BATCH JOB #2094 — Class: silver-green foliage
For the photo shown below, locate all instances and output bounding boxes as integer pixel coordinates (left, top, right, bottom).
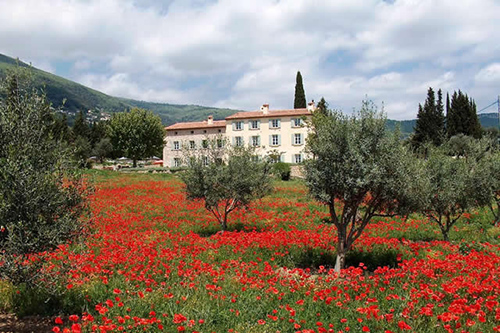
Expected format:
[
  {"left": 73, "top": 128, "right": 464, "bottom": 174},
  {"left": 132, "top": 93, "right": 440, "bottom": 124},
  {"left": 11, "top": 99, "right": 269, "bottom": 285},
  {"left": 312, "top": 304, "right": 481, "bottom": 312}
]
[
  {"left": 108, "top": 108, "right": 165, "bottom": 167},
  {"left": 304, "top": 101, "right": 424, "bottom": 270},
  {"left": 422, "top": 147, "right": 484, "bottom": 240},
  {"left": 0, "top": 71, "right": 89, "bottom": 286},
  {"left": 180, "top": 140, "right": 272, "bottom": 231}
]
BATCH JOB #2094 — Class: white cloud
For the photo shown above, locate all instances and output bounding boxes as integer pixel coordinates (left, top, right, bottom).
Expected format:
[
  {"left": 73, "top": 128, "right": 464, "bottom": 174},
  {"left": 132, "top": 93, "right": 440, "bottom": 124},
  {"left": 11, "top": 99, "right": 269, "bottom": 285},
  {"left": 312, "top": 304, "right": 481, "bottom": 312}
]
[
  {"left": 475, "top": 63, "right": 500, "bottom": 84},
  {"left": 0, "top": 0, "right": 499, "bottom": 119}
]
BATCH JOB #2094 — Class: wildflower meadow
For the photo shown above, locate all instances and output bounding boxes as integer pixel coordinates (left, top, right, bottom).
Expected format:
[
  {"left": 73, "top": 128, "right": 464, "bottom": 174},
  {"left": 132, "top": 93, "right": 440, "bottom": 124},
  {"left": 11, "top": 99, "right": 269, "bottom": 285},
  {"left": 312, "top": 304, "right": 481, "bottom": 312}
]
[{"left": 3, "top": 171, "right": 500, "bottom": 333}]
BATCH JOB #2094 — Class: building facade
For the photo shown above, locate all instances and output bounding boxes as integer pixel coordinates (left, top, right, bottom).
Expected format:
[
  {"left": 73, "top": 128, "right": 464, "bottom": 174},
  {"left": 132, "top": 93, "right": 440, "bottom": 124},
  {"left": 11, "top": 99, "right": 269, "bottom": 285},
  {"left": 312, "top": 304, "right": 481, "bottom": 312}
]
[{"left": 163, "top": 103, "right": 315, "bottom": 167}]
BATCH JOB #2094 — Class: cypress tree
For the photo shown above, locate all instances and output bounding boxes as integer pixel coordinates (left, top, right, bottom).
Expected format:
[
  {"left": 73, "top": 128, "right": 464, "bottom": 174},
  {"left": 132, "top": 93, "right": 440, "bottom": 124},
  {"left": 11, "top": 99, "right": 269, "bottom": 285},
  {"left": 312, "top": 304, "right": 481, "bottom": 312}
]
[
  {"left": 412, "top": 87, "right": 445, "bottom": 148},
  {"left": 294, "top": 71, "right": 307, "bottom": 109},
  {"left": 447, "top": 90, "right": 481, "bottom": 138}
]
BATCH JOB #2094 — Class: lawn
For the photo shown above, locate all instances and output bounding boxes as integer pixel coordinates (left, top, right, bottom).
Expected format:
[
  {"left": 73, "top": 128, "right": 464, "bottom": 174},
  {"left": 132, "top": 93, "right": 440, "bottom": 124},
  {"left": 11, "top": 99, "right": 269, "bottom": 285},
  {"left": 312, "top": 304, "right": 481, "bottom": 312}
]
[{"left": 5, "top": 171, "right": 500, "bottom": 333}]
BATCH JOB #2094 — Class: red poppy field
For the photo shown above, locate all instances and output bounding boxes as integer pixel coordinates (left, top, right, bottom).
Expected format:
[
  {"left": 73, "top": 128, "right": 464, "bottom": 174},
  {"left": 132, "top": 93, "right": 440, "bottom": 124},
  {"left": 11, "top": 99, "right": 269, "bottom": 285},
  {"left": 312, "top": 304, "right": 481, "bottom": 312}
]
[{"left": 13, "top": 171, "right": 500, "bottom": 333}]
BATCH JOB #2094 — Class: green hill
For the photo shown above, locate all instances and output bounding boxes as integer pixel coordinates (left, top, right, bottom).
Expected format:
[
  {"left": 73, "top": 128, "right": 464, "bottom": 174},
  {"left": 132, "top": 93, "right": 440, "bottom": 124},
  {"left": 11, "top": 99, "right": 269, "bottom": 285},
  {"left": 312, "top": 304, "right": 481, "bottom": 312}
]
[{"left": 0, "top": 53, "right": 237, "bottom": 125}]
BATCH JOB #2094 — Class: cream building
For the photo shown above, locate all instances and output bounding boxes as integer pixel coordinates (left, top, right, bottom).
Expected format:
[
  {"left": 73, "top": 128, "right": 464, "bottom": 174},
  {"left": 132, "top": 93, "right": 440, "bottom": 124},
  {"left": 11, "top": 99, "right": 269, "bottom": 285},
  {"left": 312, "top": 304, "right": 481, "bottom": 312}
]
[{"left": 163, "top": 103, "right": 315, "bottom": 167}]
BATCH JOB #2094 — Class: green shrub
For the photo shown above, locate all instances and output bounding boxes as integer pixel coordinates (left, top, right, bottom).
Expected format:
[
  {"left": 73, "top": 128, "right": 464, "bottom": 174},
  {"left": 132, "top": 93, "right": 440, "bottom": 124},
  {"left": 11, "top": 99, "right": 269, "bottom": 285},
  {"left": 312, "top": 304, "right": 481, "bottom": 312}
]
[
  {"left": 272, "top": 162, "right": 291, "bottom": 181},
  {"left": 0, "top": 70, "right": 90, "bottom": 294}
]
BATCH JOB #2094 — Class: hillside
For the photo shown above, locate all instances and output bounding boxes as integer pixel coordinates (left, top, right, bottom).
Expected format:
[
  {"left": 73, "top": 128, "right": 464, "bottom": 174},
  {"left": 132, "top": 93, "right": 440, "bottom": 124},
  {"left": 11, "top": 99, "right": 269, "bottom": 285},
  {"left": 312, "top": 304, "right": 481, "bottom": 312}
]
[{"left": 0, "top": 53, "right": 237, "bottom": 125}]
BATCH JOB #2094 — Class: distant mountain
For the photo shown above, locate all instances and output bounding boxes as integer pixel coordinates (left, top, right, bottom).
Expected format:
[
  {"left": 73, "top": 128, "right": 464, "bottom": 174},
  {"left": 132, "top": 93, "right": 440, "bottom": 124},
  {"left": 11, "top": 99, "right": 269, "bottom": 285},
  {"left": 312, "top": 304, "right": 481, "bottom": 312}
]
[
  {"left": 0, "top": 53, "right": 237, "bottom": 125},
  {"left": 1, "top": 53, "right": 498, "bottom": 131}
]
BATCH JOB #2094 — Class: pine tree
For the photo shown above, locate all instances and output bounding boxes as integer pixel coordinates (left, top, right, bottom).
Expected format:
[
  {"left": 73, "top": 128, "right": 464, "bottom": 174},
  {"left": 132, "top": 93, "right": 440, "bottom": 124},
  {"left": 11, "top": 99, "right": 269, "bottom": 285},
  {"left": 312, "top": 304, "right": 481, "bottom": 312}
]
[
  {"left": 411, "top": 87, "right": 445, "bottom": 148},
  {"left": 316, "top": 97, "right": 329, "bottom": 116},
  {"left": 73, "top": 110, "right": 90, "bottom": 140},
  {"left": 294, "top": 71, "right": 306, "bottom": 109},
  {"left": 447, "top": 90, "right": 482, "bottom": 138}
]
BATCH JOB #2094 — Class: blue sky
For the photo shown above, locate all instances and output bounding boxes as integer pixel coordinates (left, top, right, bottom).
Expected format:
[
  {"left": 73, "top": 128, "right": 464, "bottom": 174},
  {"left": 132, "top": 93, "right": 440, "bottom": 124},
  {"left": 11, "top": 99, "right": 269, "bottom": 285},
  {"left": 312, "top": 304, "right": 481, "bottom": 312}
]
[{"left": 0, "top": 0, "right": 499, "bottom": 119}]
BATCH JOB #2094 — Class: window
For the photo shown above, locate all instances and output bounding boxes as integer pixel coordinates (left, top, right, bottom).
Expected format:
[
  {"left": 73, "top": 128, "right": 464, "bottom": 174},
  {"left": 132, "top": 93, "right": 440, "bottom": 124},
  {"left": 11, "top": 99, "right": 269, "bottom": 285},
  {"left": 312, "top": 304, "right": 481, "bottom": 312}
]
[
  {"left": 294, "top": 154, "right": 302, "bottom": 164},
  {"left": 189, "top": 140, "right": 196, "bottom": 149},
  {"left": 270, "top": 119, "right": 280, "bottom": 129},
  {"left": 203, "top": 130, "right": 207, "bottom": 133},
  {"left": 292, "top": 118, "right": 302, "bottom": 127},
  {"left": 293, "top": 133, "right": 303, "bottom": 145},
  {"left": 217, "top": 139, "right": 223, "bottom": 148},
  {"left": 271, "top": 134, "right": 280, "bottom": 146},
  {"left": 202, "top": 140, "right": 208, "bottom": 148},
  {"left": 235, "top": 136, "right": 243, "bottom": 147},
  {"left": 191, "top": 130, "right": 194, "bottom": 134},
  {"left": 173, "top": 158, "right": 181, "bottom": 167},
  {"left": 218, "top": 129, "right": 222, "bottom": 133},
  {"left": 174, "top": 131, "right": 178, "bottom": 135},
  {"left": 173, "top": 141, "right": 180, "bottom": 150},
  {"left": 251, "top": 136, "right": 260, "bottom": 147},
  {"left": 251, "top": 155, "right": 260, "bottom": 162},
  {"left": 250, "top": 120, "right": 260, "bottom": 129},
  {"left": 234, "top": 121, "right": 243, "bottom": 131},
  {"left": 203, "top": 156, "right": 209, "bottom": 166}
]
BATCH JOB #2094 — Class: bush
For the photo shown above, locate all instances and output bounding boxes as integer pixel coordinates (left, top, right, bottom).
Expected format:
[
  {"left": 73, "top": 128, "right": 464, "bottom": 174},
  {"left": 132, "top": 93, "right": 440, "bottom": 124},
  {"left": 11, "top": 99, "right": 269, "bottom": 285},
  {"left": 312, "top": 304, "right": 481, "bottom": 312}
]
[
  {"left": 272, "top": 162, "right": 291, "bottom": 181},
  {"left": 0, "top": 71, "right": 90, "bottom": 291}
]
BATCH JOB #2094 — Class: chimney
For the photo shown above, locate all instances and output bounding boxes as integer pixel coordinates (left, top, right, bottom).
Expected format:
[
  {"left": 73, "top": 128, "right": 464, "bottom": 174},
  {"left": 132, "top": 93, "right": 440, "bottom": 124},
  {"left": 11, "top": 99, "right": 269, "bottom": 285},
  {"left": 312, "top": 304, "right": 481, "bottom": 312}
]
[
  {"left": 307, "top": 100, "right": 316, "bottom": 111},
  {"left": 207, "top": 115, "right": 213, "bottom": 125},
  {"left": 260, "top": 103, "right": 269, "bottom": 114}
]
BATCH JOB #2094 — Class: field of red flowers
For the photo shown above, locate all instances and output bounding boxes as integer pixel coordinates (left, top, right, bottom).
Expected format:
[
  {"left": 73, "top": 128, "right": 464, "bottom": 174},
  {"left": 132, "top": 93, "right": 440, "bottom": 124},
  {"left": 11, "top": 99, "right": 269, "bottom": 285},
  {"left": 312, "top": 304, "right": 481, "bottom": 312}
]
[{"left": 19, "top": 172, "right": 500, "bottom": 332}]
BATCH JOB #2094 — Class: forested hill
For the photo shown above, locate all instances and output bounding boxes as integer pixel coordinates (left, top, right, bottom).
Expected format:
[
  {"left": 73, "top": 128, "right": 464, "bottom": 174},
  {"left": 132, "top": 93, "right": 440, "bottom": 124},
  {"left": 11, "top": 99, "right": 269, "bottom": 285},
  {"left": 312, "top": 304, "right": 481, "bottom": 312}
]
[
  {"left": 0, "top": 53, "right": 237, "bottom": 125},
  {"left": 0, "top": 53, "right": 497, "bottom": 130}
]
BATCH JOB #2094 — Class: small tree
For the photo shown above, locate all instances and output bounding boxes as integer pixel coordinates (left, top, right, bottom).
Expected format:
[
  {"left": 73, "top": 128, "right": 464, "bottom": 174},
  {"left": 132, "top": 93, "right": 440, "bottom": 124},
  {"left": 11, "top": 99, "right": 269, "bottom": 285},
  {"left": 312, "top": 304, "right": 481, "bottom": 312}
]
[
  {"left": 108, "top": 108, "right": 165, "bottom": 167},
  {"left": 180, "top": 140, "right": 272, "bottom": 231},
  {"left": 421, "top": 147, "right": 484, "bottom": 241},
  {"left": 305, "top": 101, "right": 424, "bottom": 271},
  {"left": 93, "top": 138, "right": 113, "bottom": 164},
  {"left": 0, "top": 70, "right": 89, "bottom": 286},
  {"left": 294, "top": 71, "right": 307, "bottom": 109}
]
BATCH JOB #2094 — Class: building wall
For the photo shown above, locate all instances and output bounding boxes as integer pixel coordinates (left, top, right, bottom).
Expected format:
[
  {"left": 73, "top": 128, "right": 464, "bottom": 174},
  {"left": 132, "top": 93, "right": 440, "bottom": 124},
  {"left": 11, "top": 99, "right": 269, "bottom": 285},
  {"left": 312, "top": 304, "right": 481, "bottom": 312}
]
[
  {"left": 225, "top": 116, "right": 311, "bottom": 163},
  {"left": 163, "top": 127, "right": 226, "bottom": 167}
]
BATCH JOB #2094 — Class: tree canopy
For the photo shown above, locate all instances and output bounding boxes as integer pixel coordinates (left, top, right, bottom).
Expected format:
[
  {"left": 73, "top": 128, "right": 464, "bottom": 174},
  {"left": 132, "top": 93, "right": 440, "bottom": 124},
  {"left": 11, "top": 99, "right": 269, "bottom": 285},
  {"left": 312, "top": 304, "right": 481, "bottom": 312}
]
[
  {"left": 181, "top": 140, "right": 272, "bottom": 231},
  {"left": 108, "top": 108, "right": 165, "bottom": 167},
  {"left": 305, "top": 101, "right": 425, "bottom": 271}
]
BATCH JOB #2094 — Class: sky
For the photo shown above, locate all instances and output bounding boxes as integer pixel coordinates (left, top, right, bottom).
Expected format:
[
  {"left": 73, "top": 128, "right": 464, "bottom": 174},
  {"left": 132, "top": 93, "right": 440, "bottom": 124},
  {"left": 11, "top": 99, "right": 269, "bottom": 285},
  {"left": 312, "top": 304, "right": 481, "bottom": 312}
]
[{"left": 0, "top": 0, "right": 499, "bottom": 120}]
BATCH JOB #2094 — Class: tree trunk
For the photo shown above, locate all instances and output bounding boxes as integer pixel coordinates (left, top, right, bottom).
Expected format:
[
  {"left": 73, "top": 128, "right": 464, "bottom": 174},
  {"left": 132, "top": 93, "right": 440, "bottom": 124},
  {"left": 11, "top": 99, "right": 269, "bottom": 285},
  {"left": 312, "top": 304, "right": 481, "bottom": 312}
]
[
  {"left": 133, "top": 159, "right": 137, "bottom": 168},
  {"left": 334, "top": 224, "right": 347, "bottom": 273}
]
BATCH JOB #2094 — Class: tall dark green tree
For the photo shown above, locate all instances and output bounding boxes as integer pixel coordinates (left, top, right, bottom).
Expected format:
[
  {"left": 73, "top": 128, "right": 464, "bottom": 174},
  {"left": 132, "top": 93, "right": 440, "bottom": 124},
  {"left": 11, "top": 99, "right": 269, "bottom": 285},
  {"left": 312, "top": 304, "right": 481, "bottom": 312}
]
[
  {"left": 316, "top": 97, "right": 329, "bottom": 116},
  {"left": 447, "top": 90, "right": 481, "bottom": 138},
  {"left": 411, "top": 87, "right": 446, "bottom": 148},
  {"left": 294, "top": 71, "right": 307, "bottom": 109},
  {"left": 73, "top": 110, "right": 90, "bottom": 140}
]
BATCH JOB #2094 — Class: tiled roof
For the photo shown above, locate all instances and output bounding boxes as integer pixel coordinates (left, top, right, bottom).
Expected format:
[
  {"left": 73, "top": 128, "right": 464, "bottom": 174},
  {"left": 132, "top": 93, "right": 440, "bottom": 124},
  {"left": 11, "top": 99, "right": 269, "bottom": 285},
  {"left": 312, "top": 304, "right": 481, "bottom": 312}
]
[
  {"left": 166, "top": 120, "right": 226, "bottom": 131},
  {"left": 225, "top": 108, "right": 312, "bottom": 120}
]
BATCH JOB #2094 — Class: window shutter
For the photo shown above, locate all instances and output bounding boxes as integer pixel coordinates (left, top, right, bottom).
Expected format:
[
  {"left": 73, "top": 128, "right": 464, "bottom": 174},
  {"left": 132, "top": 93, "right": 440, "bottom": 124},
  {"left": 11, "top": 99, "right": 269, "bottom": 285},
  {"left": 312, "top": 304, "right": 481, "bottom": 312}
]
[
  {"left": 291, "top": 134, "right": 295, "bottom": 145},
  {"left": 278, "top": 134, "right": 281, "bottom": 146},
  {"left": 257, "top": 120, "right": 260, "bottom": 129},
  {"left": 269, "top": 119, "right": 272, "bottom": 128},
  {"left": 232, "top": 137, "right": 235, "bottom": 146},
  {"left": 269, "top": 135, "right": 272, "bottom": 146},
  {"left": 280, "top": 154, "right": 285, "bottom": 162},
  {"left": 257, "top": 136, "right": 261, "bottom": 146},
  {"left": 291, "top": 118, "right": 295, "bottom": 128},
  {"left": 277, "top": 119, "right": 281, "bottom": 128},
  {"left": 300, "top": 133, "right": 304, "bottom": 144}
]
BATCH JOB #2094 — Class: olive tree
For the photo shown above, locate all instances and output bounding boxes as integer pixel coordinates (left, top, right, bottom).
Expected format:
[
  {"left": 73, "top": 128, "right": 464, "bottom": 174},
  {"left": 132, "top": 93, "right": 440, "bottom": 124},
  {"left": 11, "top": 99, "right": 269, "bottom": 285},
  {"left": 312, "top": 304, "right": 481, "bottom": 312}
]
[
  {"left": 180, "top": 139, "right": 272, "bottom": 231},
  {"left": 421, "top": 148, "right": 485, "bottom": 240},
  {"left": 304, "top": 101, "right": 425, "bottom": 271},
  {"left": 108, "top": 108, "right": 165, "bottom": 167},
  {"left": 0, "top": 70, "right": 89, "bottom": 286}
]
